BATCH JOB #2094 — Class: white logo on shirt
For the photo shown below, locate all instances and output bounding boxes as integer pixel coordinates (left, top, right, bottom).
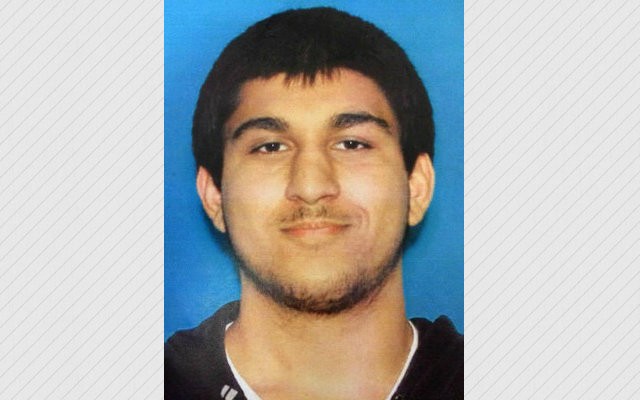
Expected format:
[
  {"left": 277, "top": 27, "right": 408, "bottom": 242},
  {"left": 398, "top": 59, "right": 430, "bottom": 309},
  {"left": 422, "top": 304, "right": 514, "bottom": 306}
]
[{"left": 221, "top": 384, "right": 238, "bottom": 400}]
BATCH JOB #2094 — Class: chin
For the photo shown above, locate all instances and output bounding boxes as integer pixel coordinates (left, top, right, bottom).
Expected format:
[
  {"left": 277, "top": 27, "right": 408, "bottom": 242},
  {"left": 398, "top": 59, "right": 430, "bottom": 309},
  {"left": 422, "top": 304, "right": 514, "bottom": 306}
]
[{"left": 236, "top": 252, "right": 401, "bottom": 315}]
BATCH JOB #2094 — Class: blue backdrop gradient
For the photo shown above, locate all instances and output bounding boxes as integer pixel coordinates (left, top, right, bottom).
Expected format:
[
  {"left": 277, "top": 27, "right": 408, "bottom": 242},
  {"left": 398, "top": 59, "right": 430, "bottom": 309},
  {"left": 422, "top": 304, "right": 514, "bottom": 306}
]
[{"left": 165, "top": 0, "right": 463, "bottom": 340}]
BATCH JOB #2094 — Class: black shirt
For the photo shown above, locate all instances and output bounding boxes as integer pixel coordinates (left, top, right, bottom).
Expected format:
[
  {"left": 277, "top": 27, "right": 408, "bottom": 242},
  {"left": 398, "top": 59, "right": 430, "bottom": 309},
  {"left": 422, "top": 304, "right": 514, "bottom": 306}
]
[{"left": 165, "top": 302, "right": 463, "bottom": 399}]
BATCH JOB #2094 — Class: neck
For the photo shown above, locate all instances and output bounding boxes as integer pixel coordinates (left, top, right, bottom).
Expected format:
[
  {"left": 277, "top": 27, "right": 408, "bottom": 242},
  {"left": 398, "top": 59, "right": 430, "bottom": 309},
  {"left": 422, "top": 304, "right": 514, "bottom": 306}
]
[{"left": 225, "top": 266, "right": 413, "bottom": 400}]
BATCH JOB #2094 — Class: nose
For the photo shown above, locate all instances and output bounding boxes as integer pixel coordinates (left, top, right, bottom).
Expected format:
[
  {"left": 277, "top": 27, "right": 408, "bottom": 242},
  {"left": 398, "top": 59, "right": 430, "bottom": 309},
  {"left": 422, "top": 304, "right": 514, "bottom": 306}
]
[{"left": 285, "top": 147, "right": 340, "bottom": 204}]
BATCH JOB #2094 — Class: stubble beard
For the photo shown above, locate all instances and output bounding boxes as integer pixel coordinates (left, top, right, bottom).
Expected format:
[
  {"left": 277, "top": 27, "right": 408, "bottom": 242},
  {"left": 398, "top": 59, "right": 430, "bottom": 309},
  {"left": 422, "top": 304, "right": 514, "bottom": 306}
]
[
  {"left": 224, "top": 203, "right": 406, "bottom": 315},
  {"left": 231, "top": 245, "right": 402, "bottom": 315}
]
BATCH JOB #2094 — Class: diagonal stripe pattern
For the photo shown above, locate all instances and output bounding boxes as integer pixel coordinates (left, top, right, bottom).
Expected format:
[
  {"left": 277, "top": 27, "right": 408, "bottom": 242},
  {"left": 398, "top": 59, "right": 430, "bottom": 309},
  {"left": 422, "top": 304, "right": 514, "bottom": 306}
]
[
  {"left": 2, "top": 1, "right": 639, "bottom": 399},
  {"left": 465, "top": 1, "right": 640, "bottom": 399},
  {"left": 0, "top": 1, "right": 163, "bottom": 398}
]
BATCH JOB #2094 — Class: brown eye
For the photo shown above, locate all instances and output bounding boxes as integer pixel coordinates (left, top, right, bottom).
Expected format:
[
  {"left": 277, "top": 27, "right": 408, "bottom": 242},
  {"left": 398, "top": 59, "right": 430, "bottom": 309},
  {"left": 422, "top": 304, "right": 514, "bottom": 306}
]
[
  {"left": 252, "top": 142, "right": 288, "bottom": 153},
  {"left": 335, "top": 140, "right": 371, "bottom": 150}
]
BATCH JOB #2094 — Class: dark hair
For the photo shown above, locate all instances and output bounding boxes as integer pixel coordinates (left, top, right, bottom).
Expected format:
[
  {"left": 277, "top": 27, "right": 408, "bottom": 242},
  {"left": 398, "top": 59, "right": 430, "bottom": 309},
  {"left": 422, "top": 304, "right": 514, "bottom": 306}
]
[{"left": 193, "top": 7, "right": 434, "bottom": 186}]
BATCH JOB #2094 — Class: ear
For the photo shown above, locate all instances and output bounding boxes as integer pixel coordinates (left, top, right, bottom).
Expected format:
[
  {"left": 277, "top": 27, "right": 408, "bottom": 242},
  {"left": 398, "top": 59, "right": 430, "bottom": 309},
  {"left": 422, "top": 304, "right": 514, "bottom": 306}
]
[
  {"left": 196, "top": 166, "right": 226, "bottom": 233},
  {"left": 407, "top": 153, "right": 435, "bottom": 226}
]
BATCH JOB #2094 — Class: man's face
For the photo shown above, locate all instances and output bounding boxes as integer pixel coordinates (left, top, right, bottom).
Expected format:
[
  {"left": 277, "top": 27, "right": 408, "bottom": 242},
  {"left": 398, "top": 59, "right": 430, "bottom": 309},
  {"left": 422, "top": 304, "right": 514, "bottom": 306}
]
[{"left": 199, "top": 69, "right": 432, "bottom": 314}]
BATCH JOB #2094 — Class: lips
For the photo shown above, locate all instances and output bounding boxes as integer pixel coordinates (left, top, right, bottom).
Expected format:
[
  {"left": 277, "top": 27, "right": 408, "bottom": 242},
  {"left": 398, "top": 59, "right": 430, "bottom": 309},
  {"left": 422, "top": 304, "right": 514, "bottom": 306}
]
[{"left": 280, "top": 220, "right": 350, "bottom": 237}]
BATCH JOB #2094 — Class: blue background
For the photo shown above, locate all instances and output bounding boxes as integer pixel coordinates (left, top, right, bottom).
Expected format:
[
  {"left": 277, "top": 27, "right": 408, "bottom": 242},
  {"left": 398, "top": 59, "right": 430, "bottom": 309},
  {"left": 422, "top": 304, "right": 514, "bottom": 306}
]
[{"left": 165, "top": 0, "right": 463, "bottom": 340}]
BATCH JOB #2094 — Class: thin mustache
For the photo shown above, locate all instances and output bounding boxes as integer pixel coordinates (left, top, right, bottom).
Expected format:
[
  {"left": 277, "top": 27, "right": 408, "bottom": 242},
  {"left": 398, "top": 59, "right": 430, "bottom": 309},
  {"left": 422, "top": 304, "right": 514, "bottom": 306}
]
[{"left": 277, "top": 206, "right": 350, "bottom": 224}]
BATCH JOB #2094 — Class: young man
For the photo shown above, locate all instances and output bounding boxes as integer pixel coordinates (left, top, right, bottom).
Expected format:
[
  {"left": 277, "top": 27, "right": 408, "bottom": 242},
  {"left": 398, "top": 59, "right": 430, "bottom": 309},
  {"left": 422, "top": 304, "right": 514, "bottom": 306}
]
[{"left": 165, "top": 7, "right": 462, "bottom": 400}]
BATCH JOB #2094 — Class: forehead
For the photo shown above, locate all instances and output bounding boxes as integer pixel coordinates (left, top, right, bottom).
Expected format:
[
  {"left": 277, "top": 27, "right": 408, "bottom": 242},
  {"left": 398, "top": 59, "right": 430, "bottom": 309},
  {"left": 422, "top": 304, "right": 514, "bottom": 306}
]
[{"left": 225, "top": 69, "right": 398, "bottom": 135}]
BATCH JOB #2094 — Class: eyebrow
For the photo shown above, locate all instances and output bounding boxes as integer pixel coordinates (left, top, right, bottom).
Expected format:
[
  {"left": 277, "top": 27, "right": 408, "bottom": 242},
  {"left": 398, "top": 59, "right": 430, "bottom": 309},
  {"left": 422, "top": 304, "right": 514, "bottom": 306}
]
[
  {"left": 230, "top": 111, "right": 392, "bottom": 140},
  {"left": 332, "top": 112, "right": 392, "bottom": 133},
  {"left": 231, "top": 117, "right": 289, "bottom": 140}
]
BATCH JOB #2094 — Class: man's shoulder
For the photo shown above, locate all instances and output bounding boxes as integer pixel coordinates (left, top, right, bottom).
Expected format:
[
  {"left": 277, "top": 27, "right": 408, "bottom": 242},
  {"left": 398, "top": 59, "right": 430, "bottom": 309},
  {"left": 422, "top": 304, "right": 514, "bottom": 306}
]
[
  {"left": 165, "top": 302, "right": 240, "bottom": 399},
  {"left": 396, "top": 315, "right": 463, "bottom": 399},
  {"left": 412, "top": 315, "right": 463, "bottom": 354},
  {"left": 165, "top": 301, "right": 238, "bottom": 356}
]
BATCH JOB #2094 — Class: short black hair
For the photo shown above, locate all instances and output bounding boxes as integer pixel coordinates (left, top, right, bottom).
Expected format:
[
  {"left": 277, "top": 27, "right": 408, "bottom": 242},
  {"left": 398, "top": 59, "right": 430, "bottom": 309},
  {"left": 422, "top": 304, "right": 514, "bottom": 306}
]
[{"left": 193, "top": 7, "right": 434, "bottom": 187}]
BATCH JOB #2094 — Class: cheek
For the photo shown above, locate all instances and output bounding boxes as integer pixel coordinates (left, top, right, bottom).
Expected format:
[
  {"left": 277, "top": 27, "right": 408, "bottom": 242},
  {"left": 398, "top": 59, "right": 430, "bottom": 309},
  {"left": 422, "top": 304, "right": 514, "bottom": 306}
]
[
  {"left": 340, "top": 165, "right": 410, "bottom": 224},
  {"left": 220, "top": 165, "right": 284, "bottom": 230}
]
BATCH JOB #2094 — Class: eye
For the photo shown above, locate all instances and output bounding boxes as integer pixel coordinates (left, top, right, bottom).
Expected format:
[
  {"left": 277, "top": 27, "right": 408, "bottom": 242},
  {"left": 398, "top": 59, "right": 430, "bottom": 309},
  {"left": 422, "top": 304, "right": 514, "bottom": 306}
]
[
  {"left": 334, "top": 140, "right": 372, "bottom": 150},
  {"left": 251, "top": 142, "right": 289, "bottom": 153}
]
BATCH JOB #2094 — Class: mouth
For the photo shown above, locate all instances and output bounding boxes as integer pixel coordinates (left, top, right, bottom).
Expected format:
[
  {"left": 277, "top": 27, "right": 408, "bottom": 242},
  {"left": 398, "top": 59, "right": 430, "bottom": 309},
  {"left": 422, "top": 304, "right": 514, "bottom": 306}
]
[{"left": 280, "top": 220, "right": 350, "bottom": 237}]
